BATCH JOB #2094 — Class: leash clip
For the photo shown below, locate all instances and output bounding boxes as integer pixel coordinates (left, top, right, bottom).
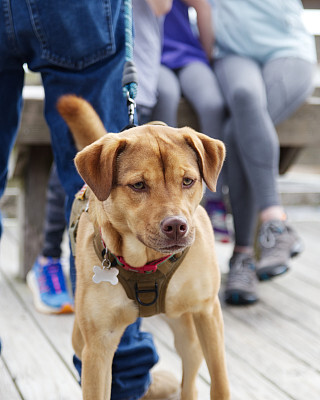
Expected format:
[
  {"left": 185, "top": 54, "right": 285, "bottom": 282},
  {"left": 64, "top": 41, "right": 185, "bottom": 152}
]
[{"left": 126, "top": 92, "right": 136, "bottom": 126}]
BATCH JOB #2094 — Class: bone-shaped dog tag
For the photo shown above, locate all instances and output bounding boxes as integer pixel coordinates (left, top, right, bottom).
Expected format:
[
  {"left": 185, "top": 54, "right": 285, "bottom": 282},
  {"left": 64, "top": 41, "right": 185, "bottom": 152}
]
[{"left": 92, "top": 265, "right": 119, "bottom": 285}]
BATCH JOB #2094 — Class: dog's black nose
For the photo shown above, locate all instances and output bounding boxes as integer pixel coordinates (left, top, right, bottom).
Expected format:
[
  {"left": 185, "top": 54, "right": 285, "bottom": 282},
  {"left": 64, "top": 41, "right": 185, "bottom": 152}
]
[{"left": 161, "top": 216, "right": 188, "bottom": 240}]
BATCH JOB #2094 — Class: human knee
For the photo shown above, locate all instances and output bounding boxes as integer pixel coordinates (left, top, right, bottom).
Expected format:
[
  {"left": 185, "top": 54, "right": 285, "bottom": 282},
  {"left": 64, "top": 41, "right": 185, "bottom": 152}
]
[{"left": 232, "top": 85, "right": 263, "bottom": 110}]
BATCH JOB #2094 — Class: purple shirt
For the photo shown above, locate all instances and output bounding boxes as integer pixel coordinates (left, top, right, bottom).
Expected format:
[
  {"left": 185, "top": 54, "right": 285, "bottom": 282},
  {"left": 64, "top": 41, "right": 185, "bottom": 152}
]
[{"left": 162, "top": 0, "right": 209, "bottom": 70}]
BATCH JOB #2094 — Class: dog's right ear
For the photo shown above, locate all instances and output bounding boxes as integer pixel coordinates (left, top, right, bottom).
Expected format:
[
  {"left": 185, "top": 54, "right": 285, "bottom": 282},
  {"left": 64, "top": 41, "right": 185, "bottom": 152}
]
[{"left": 75, "top": 135, "right": 127, "bottom": 201}]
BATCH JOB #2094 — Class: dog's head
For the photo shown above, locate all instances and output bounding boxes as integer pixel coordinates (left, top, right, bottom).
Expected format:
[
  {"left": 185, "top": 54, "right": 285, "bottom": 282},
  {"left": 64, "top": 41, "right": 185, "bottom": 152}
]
[{"left": 58, "top": 95, "right": 225, "bottom": 262}]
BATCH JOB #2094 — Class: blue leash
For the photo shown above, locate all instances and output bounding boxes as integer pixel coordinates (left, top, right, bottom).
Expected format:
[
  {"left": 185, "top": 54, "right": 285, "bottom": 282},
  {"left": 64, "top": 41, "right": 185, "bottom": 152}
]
[{"left": 122, "top": 0, "right": 138, "bottom": 126}]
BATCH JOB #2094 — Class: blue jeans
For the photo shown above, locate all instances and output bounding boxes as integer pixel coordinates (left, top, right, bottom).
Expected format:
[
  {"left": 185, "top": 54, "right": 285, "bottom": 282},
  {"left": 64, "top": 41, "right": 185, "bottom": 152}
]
[{"left": 0, "top": 1, "right": 158, "bottom": 398}]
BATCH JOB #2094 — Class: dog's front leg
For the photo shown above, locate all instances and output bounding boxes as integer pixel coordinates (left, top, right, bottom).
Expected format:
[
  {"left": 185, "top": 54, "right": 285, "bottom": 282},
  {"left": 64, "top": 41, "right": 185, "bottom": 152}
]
[
  {"left": 166, "top": 314, "right": 202, "bottom": 399},
  {"left": 81, "top": 328, "right": 125, "bottom": 400},
  {"left": 193, "top": 299, "right": 230, "bottom": 400}
]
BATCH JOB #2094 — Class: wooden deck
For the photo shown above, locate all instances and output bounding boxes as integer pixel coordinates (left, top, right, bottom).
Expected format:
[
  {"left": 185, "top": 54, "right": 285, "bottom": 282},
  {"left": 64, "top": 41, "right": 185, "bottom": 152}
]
[{"left": 1, "top": 203, "right": 320, "bottom": 399}]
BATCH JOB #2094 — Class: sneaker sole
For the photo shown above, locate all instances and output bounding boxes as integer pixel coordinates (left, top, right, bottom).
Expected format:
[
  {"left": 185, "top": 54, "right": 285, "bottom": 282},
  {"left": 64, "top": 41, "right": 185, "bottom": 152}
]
[
  {"left": 256, "top": 241, "right": 304, "bottom": 281},
  {"left": 225, "top": 291, "right": 259, "bottom": 306},
  {"left": 27, "top": 270, "right": 74, "bottom": 314}
]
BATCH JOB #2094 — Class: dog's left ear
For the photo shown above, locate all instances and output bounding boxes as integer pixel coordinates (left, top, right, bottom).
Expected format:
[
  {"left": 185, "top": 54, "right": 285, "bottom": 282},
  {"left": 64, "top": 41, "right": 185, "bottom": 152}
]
[
  {"left": 183, "top": 129, "right": 226, "bottom": 192},
  {"left": 75, "top": 135, "right": 126, "bottom": 201}
]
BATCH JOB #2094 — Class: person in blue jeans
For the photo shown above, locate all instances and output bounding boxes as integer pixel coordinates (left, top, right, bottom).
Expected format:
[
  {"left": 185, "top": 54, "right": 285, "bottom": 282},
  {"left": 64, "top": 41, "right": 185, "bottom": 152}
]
[{"left": 0, "top": 1, "right": 179, "bottom": 399}]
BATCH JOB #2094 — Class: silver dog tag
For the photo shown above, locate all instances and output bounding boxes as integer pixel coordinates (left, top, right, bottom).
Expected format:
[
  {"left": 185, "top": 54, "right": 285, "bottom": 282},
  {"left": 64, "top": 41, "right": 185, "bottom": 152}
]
[{"left": 92, "top": 265, "right": 119, "bottom": 285}]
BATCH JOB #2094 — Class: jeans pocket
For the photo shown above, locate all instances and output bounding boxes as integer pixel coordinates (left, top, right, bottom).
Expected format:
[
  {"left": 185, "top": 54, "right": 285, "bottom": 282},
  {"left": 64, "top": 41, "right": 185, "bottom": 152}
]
[{"left": 28, "top": 0, "right": 116, "bottom": 70}]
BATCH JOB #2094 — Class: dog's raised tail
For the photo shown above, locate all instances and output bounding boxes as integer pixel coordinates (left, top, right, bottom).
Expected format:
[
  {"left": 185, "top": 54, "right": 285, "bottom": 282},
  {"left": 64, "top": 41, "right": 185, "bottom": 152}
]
[{"left": 57, "top": 95, "right": 107, "bottom": 150}]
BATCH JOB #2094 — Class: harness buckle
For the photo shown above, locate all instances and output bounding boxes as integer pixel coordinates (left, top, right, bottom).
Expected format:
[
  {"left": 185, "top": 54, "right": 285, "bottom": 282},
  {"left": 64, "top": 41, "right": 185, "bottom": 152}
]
[{"left": 135, "top": 282, "right": 158, "bottom": 307}]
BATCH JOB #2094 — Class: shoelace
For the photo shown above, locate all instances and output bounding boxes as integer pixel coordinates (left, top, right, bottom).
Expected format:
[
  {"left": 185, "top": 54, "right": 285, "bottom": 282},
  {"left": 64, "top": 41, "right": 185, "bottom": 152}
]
[
  {"left": 259, "top": 221, "right": 286, "bottom": 249},
  {"left": 228, "top": 256, "right": 255, "bottom": 285}
]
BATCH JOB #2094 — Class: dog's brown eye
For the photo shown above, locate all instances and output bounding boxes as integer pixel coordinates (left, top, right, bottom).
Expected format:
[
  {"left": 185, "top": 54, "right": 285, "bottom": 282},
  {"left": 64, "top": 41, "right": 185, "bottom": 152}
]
[
  {"left": 183, "top": 178, "right": 194, "bottom": 187},
  {"left": 130, "top": 182, "right": 146, "bottom": 191}
]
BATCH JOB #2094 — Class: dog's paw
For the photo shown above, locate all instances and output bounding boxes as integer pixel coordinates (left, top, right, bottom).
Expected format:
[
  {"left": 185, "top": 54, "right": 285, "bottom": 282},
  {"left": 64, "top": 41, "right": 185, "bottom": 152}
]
[{"left": 92, "top": 265, "right": 119, "bottom": 285}]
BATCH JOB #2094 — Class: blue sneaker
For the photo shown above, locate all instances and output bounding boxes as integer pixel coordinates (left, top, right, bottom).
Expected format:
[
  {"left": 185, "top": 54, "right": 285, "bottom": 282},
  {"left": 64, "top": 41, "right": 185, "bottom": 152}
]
[{"left": 27, "top": 256, "right": 74, "bottom": 314}]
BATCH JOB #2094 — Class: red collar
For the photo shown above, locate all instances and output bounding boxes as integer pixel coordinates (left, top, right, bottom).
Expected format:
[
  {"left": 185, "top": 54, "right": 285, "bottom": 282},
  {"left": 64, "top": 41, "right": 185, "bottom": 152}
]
[{"left": 114, "top": 254, "right": 173, "bottom": 274}]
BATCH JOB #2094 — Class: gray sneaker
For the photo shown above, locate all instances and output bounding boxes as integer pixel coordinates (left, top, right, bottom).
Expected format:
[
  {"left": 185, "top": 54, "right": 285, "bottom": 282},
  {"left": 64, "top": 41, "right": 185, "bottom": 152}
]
[
  {"left": 224, "top": 253, "right": 259, "bottom": 305},
  {"left": 256, "top": 220, "right": 303, "bottom": 281}
]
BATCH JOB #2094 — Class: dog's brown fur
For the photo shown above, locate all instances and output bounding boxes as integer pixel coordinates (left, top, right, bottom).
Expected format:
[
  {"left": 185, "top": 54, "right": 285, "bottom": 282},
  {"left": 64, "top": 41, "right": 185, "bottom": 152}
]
[{"left": 58, "top": 95, "right": 230, "bottom": 400}]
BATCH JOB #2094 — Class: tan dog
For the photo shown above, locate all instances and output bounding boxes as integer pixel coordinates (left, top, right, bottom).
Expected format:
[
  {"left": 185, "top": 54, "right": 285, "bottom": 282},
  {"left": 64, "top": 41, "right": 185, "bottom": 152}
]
[{"left": 57, "top": 95, "right": 230, "bottom": 400}]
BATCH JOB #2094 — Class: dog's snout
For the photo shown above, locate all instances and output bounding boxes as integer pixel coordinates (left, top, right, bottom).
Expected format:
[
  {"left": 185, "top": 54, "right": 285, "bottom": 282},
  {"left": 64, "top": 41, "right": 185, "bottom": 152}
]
[{"left": 161, "top": 216, "right": 188, "bottom": 240}]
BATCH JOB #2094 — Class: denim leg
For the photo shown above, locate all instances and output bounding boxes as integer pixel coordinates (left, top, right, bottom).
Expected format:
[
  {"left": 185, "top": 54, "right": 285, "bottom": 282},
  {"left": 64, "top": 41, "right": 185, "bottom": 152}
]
[{"left": 0, "top": 68, "right": 24, "bottom": 238}]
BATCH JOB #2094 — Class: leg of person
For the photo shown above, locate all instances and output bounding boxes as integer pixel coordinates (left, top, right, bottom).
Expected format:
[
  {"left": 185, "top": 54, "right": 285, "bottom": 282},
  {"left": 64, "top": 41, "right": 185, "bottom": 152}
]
[
  {"left": 177, "top": 61, "right": 231, "bottom": 242},
  {"left": 265, "top": 57, "right": 316, "bottom": 126},
  {"left": 0, "top": 69, "right": 24, "bottom": 238},
  {"left": 214, "top": 55, "right": 281, "bottom": 213},
  {"left": 214, "top": 55, "right": 280, "bottom": 303},
  {"left": 223, "top": 120, "right": 259, "bottom": 305},
  {"left": 136, "top": 104, "right": 154, "bottom": 125},
  {"left": 214, "top": 55, "right": 307, "bottom": 283},
  {"left": 19, "top": 1, "right": 166, "bottom": 397},
  {"left": 253, "top": 58, "right": 316, "bottom": 279},
  {"left": 42, "top": 164, "right": 66, "bottom": 259},
  {"left": 0, "top": 63, "right": 24, "bottom": 353},
  {"left": 27, "top": 163, "right": 74, "bottom": 314},
  {"left": 152, "top": 65, "right": 181, "bottom": 127}
]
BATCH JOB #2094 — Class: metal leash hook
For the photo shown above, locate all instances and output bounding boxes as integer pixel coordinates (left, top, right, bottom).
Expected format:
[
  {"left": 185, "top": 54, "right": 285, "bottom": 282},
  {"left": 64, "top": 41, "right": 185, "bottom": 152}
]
[{"left": 127, "top": 91, "right": 136, "bottom": 126}]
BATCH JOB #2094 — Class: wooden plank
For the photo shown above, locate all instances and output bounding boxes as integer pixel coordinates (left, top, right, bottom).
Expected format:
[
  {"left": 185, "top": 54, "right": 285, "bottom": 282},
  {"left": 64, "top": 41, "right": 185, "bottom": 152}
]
[
  {"left": 142, "top": 315, "right": 294, "bottom": 399},
  {"left": 302, "top": 0, "right": 320, "bottom": 9},
  {"left": 272, "top": 273, "right": 320, "bottom": 310},
  {"left": 275, "top": 99, "right": 320, "bottom": 146},
  {"left": 0, "top": 271, "right": 82, "bottom": 400},
  {"left": 222, "top": 312, "right": 320, "bottom": 400},
  {"left": 0, "top": 223, "right": 75, "bottom": 373},
  {"left": 225, "top": 295, "right": 320, "bottom": 371},
  {"left": 258, "top": 284, "right": 320, "bottom": 337},
  {"left": 5, "top": 276, "right": 76, "bottom": 374},
  {"left": 0, "top": 358, "right": 22, "bottom": 400}
]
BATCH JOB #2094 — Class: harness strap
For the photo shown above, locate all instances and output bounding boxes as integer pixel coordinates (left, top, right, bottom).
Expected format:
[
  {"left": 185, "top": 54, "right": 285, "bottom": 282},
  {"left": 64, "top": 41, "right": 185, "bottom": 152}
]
[{"left": 93, "top": 227, "right": 189, "bottom": 318}]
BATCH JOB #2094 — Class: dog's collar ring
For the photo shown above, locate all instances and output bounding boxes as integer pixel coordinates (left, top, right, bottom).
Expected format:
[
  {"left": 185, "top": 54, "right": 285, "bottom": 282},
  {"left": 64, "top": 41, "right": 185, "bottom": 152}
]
[
  {"left": 102, "top": 258, "right": 112, "bottom": 270},
  {"left": 135, "top": 282, "right": 158, "bottom": 307}
]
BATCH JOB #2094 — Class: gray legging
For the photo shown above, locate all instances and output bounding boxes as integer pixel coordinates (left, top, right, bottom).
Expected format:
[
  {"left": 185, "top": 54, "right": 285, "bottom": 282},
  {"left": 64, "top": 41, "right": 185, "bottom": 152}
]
[
  {"left": 213, "top": 55, "right": 315, "bottom": 247},
  {"left": 153, "top": 61, "right": 226, "bottom": 197},
  {"left": 153, "top": 61, "right": 226, "bottom": 137}
]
